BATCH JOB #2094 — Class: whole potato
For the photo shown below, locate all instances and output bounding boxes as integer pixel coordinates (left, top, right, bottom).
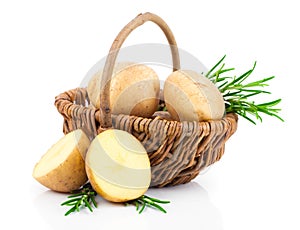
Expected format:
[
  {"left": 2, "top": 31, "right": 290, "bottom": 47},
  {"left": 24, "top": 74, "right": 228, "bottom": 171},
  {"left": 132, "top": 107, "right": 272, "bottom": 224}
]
[
  {"left": 164, "top": 70, "right": 225, "bottom": 122},
  {"left": 87, "top": 62, "right": 160, "bottom": 118}
]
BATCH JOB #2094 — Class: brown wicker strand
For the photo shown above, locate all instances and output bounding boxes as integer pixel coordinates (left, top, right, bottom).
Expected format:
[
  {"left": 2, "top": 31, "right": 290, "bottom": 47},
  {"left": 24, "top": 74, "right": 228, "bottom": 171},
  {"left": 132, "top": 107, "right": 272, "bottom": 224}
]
[
  {"left": 99, "top": 12, "right": 180, "bottom": 129},
  {"left": 55, "top": 87, "right": 238, "bottom": 187}
]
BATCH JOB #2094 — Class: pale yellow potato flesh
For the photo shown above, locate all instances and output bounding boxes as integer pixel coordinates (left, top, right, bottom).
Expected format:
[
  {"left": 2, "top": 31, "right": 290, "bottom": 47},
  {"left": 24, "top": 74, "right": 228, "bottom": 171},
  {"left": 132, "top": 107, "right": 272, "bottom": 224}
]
[
  {"left": 32, "top": 129, "right": 90, "bottom": 192},
  {"left": 164, "top": 70, "right": 225, "bottom": 122},
  {"left": 86, "top": 129, "right": 151, "bottom": 202},
  {"left": 87, "top": 62, "right": 160, "bottom": 118}
]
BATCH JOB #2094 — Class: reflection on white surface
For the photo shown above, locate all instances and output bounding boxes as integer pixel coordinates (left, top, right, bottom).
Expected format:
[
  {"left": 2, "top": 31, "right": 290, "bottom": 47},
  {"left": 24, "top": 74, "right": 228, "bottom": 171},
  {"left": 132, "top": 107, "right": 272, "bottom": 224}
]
[
  {"left": 147, "top": 182, "right": 223, "bottom": 229},
  {"left": 32, "top": 181, "right": 222, "bottom": 230}
]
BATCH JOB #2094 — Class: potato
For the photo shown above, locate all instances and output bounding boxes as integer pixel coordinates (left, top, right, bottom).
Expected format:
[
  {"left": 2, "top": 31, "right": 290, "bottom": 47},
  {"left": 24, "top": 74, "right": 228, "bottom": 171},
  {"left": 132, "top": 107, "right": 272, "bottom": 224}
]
[
  {"left": 164, "top": 70, "right": 225, "bottom": 122},
  {"left": 32, "top": 129, "right": 90, "bottom": 193},
  {"left": 87, "top": 62, "right": 160, "bottom": 118},
  {"left": 85, "top": 129, "right": 151, "bottom": 202}
]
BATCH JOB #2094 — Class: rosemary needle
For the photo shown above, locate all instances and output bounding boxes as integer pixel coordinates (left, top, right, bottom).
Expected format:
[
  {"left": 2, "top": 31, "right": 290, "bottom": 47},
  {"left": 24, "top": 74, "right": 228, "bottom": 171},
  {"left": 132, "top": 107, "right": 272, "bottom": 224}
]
[
  {"left": 126, "top": 195, "right": 170, "bottom": 214},
  {"left": 61, "top": 183, "right": 97, "bottom": 216},
  {"left": 61, "top": 182, "right": 170, "bottom": 215},
  {"left": 206, "top": 55, "right": 283, "bottom": 124}
]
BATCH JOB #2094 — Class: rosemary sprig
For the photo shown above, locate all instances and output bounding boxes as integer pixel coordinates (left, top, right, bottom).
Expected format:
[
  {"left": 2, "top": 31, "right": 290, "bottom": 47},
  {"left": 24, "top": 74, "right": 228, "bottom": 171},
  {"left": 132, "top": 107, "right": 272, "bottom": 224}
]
[
  {"left": 61, "top": 182, "right": 169, "bottom": 215},
  {"left": 206, "top": 55, "right": 284, "bottom": 124},
  {"left": 126, "top": 194, "right": 170, "bottom": 214},
  {"left": 61, "top": 183, "right": 97, "bottom": 216}
]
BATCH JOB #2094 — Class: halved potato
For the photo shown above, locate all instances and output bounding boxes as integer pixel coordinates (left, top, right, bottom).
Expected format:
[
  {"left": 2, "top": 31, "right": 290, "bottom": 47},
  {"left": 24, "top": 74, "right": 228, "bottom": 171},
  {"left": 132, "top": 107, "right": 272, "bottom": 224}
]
[
  {"left": 33, "top": 129, "right": 90, "bottom": 192},
  {"left": 85, "top": 129, "right": 151, "bottom": 202}
]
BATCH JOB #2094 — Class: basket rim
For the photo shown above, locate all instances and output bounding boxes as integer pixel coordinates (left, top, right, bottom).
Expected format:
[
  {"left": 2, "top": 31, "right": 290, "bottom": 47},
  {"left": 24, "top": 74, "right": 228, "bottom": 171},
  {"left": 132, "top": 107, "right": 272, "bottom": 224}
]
[{"left": 55, "top": 87, "right": 238, "bottom": 127}]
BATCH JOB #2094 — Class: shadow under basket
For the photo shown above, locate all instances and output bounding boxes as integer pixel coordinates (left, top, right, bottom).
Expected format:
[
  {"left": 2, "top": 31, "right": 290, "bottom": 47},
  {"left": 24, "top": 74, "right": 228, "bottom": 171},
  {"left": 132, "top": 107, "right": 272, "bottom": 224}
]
[{"left": 54, "top": 12, "right": 238, "bottom": 188}]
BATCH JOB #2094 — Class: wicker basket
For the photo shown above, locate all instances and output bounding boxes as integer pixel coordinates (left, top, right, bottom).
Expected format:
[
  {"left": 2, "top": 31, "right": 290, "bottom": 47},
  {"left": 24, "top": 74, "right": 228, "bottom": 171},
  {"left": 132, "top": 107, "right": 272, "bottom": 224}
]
[{"left": 54, "top": 12, "right": 238, "bottom": 188}]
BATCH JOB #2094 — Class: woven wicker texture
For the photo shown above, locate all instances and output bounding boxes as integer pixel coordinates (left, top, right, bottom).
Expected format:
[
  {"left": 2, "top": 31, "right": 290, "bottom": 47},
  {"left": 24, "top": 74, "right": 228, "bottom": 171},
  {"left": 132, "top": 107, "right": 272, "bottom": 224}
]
[
  {"left": 54, "top": 13, "right": 238, "bottom": 187},
  {"left": 55, "top": 88, "right": 237, "bottom": 187}
]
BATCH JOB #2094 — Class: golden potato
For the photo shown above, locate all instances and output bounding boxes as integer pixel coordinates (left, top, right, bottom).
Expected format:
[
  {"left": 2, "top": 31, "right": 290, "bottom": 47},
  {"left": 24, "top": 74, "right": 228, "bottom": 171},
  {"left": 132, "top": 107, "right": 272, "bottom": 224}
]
[
  {"left": 87, "top": 62, "right": 160, "bottom": 118},
  {"left": 32, "top": 129, "right": 90, "bottom": 193},
  {"left": 164, "top": 70, "right": 225, "bottom": 122},
  {"left": 85, "top": 129, "right": 151, "bottom": 202}
]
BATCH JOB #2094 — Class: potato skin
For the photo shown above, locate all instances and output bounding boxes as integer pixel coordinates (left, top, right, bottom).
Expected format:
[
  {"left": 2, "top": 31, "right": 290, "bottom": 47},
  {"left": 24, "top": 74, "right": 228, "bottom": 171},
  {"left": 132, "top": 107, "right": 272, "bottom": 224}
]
[
  {"left": 34, "top": 150, "right": 88, "bottom": 193},
  {"left": 164, "top": 70, "right": 225, "bottom": 122},
  {"left": 35, "top": 154, "right": 88, "bottom": 192},
  {"left": 33, "top": 130, "right": 90, "bottom": 193},
  {"left": 87, "top": 63, "right": 160, "bottom": 118}
]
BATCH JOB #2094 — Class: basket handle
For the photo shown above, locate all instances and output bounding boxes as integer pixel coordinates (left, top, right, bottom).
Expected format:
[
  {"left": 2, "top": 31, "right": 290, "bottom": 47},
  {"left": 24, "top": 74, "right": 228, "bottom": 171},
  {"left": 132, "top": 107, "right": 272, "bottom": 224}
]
[{"left": 99, "top": 12, "right": 181, "bottom": 129}]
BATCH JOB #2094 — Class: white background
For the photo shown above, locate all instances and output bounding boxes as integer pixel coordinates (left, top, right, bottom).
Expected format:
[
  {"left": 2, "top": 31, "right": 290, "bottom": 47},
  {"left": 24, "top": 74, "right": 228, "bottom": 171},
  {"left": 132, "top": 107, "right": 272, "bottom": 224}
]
[{"left": 0, "top": 0, "right": 298, "bottom": 229}]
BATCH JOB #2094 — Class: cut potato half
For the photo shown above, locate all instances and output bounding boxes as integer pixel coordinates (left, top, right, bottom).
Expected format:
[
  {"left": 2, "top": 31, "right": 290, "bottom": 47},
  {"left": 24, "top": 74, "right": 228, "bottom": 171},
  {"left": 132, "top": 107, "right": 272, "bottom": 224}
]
[
  {"left": 86, "top": 129, "right": 151, "bottom": 202},
  {"left": 33, "top": 129, "right": 90, "bottom": 192}
]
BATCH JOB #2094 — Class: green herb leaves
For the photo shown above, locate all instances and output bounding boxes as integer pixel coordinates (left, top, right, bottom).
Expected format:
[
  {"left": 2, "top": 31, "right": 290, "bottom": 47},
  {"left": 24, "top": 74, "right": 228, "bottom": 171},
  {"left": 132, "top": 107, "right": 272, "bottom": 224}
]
[
  {"left": 126, "top": 195, "right": 170, "bottom": 214},
  {"left": 206, "top": 55, "right": 284, "bottom": 124},
  {"left": 61, "top": 183, "right": 97, "bottom": 216},
  {"left": 61, "top": 183, "right": 170, "bottom": 216}
]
